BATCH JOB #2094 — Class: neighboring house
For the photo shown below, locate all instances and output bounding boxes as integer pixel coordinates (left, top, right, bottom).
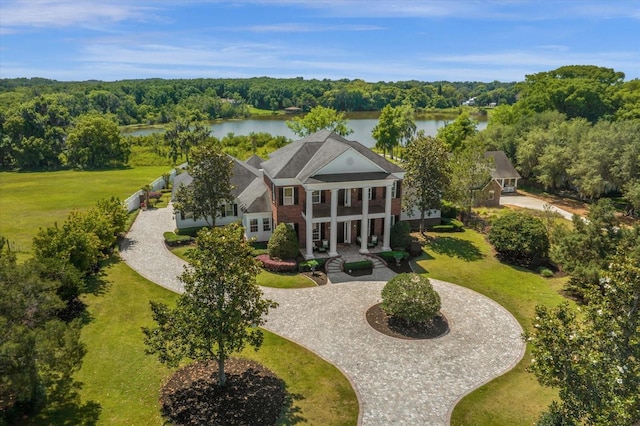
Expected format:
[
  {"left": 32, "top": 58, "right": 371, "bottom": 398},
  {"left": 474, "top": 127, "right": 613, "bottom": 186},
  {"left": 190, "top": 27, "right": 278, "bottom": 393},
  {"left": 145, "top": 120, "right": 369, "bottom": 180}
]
[
  {"left": 472, "top": 179, "right": 502, "bottom": 207},
  {"left": 173, "top": 130, "right": 425, "bottom": 259},
  {"left": 172, "top": 156, "right": 273, "bottom": 243},
  {"left": 485, "top": 150, "right": 521, "bottom": 193}
]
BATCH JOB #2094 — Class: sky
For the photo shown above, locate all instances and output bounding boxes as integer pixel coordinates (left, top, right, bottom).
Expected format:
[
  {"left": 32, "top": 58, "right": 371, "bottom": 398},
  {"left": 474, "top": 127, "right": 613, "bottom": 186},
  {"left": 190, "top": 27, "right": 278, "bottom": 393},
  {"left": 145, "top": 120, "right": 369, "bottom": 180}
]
[{"left": 0, "top": 0, "right": 639, "bottom": 83}]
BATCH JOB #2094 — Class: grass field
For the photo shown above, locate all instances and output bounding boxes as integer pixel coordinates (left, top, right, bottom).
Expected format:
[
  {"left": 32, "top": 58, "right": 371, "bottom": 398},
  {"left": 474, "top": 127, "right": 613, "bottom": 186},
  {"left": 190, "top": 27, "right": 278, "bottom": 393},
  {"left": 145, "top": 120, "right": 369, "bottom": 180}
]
[
  {"left": 414, "top": 229, "right": 570, "bottom": 425},
  {"left": 36, "top": 258, "right": 358, "bottom": 425},
  {"left": 0, "top": 167, "right": 172, "bottom": 252}
]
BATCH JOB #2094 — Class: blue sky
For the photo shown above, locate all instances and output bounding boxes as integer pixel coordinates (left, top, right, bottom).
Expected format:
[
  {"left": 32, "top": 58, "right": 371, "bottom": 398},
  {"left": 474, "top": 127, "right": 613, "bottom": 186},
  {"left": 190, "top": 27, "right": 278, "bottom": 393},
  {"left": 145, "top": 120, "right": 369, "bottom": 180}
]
[{"left": 1, "top": 0, "right": 639, "bottom": 82}]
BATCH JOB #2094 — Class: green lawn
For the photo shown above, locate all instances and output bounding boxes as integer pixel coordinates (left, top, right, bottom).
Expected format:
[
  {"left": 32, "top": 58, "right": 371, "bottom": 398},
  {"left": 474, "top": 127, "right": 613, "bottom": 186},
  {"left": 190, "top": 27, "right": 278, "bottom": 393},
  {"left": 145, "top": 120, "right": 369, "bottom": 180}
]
[
  {"left": 414, "top": 230, "right": 570, "bottom": 425},
  {"left": 170, "top": 246, "right": 316, "bottom": 289},
  {"left": 64, "top": 258, "right": 357, "bottom": 425},
  {"left": 0, "top": 167, "right": 171, "bottom": 252}
]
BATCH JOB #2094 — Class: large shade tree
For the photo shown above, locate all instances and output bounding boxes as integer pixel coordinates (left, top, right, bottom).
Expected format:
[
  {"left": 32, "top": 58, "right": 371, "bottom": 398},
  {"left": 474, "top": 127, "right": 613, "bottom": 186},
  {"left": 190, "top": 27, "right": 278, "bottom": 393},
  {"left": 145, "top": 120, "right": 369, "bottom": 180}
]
[
  {"left": 286, "top": 105, "right": 352, "bottom": 137},
  {"left": 527, "top": 240, "right": 640, "bottom": 425},
  {"left": 372, "top": 103, "right": 416, "bottom": 158},
  {"left": 173, "top": 140, "right": 234, "bottom": 227},
  {"left": 402, "top": 131, "right": 450, "bottom": 232},
  {"left": 64, "top": 114, "right": 129, "bottom": 169},
  {"left": 143, "top": 224, "right": 277, "bottom": 386},
  {"left": 446, "top": 143, "right": 493, "bottom": 221}
]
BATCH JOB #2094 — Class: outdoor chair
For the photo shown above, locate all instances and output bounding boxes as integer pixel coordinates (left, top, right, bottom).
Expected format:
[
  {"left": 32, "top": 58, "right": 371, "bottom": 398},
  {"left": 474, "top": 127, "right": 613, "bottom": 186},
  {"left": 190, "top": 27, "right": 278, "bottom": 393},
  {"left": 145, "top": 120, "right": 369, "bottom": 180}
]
[
  {"left": 367, "top": 235, "right": 378, "bottom": 248},
  {"left": 318, "top": 240, "right": 328, "bottom": 253}
]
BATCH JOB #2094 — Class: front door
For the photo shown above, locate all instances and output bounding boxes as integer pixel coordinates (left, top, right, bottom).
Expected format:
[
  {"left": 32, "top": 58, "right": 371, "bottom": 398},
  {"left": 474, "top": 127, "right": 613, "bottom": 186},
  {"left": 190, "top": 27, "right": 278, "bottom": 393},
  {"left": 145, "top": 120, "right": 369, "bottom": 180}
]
[
  {"left": 343, "top": 221, "right": 351, "bottom": 243},
  {"left": 337, "top": 222, "right": 345, "bottom": 243}
]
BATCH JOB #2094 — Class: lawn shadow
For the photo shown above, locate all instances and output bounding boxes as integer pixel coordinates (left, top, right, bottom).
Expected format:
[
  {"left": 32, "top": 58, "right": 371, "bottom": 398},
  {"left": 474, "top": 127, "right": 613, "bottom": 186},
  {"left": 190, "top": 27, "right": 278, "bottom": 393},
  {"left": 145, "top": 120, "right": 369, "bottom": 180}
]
[
  {"left": 26, "top": 379, "right": 101, "bottom": 426},
  {"left": 84, "top": 257, "right": 117, "bottom": 296},
  {"left": 427, "top": 236, "right": 484, "bottom": 262}
]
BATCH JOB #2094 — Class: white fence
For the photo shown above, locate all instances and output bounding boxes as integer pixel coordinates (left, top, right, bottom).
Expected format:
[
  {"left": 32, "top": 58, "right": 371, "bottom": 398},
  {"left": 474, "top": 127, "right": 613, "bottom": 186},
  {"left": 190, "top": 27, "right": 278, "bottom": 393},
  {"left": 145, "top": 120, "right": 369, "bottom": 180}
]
[{"left": 123, "top": 164, "right": 185, "bottom": 212}]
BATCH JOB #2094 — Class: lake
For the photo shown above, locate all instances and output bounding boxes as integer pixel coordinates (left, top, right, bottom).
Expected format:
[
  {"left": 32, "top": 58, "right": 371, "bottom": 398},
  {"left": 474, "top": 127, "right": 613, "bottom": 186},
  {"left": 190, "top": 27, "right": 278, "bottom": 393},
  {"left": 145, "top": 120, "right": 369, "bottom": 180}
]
[{"left": 123, "top": 115, "right": 488, "bottom": 149}]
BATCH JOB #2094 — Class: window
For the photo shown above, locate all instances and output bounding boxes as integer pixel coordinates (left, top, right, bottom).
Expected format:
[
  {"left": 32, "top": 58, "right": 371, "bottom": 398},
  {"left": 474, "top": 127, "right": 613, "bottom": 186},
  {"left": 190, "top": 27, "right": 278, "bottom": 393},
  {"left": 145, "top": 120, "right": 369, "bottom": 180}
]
[
  {"left": 283, "top": 187, "right": 294, "bottom": 205},
  {"left": 391, "top": 181, "right": 397, "bottom": 198},
  {"left": 488, "top": 190, "right": 495, "bottom": 201},
  {"left": 367, "top": 188, "right": 372, "bottom": 200},
  {"left": 271, "top": 183, "right": 276, "bottom": 203},
  {"left": 250, "top": 218, "right": 258, "bottom": 232},
  {"left": 262, "top": 217, "right": 271, "bottom": 232},
  {"left": 224, "top": 203, "right": 235, "bottom": 217},
  {"left": 312, "top": 223, "right": 320, "bottom": 241},
  {"left": 390, "top": 215, "right": 396, "bottom": 227},
  {"left": 312, "top": 190, "right": 321, "bottom": 204}
]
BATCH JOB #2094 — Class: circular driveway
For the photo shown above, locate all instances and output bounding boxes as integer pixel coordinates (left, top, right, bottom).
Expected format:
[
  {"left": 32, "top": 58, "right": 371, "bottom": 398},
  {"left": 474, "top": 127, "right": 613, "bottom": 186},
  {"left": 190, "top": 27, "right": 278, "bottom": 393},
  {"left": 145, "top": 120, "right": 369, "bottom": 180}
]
[{"left": 120, "top": 206, "right": 525, "bottom": 425}]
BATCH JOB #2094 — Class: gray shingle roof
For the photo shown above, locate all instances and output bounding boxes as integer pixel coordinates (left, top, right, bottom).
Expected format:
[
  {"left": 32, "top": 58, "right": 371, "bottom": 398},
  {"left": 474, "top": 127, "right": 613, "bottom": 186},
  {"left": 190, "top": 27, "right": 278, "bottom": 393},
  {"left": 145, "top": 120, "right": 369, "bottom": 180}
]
[
  {"left": 485, "top": 151, "right": 521, "bottom": 180},
  {"left": 245, "top": 154, "right": 264, "bottom": 169},
  {"left": 261, "top": 129, "right": 404, "bottom": 182}
]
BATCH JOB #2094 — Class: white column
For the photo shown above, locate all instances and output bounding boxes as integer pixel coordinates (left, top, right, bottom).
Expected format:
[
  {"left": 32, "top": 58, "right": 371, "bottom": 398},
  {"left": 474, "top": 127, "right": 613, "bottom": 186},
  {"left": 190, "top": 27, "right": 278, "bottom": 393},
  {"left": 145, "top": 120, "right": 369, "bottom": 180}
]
[
  {"left": 360, "top": 186, "right": 370, "bottom": 254},
  {"left": 382, "top": 183, "right": 392, "bottom": 251},
  {"left": 305, "top": 188, "right": 314, "bottom": 259},
  {"left": 329, "top": 189, "right": 339, "bottom": 257}
]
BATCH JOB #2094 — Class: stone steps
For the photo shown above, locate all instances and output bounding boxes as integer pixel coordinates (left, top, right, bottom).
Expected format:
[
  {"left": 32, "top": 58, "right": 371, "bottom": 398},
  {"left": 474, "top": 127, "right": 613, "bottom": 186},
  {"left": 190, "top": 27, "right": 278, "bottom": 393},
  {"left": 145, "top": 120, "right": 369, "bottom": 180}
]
[{"left": 325, "top": 254, "right": 388, "bottom": 273}]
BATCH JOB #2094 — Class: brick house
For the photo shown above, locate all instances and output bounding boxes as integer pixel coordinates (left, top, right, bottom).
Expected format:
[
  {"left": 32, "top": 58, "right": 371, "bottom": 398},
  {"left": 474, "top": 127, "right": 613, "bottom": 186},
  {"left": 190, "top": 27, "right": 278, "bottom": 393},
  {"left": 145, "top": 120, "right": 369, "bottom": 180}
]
[{"left": 173, "top": 129, "right": 436, "bottom": 259}]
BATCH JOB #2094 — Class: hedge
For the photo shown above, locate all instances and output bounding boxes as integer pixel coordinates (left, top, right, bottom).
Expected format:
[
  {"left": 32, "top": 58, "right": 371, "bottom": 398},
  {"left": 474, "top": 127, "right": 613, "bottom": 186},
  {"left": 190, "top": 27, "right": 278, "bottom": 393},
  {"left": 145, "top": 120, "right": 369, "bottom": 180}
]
[
  {"left": 432, "top": 224, "right": 456, "bottom": 232},
  {"left": 378, "top": 250, "right": 409, "bottom": 263},
  {"left": 343, "top": 260, "right": 373, "bottom": 271},
  {"left": 175, "top": 226, "right": 207, "bottom": 237},
  {"left": 256, "top": 254, "right": 297, "bottom": 272},
  {"left": 163, "top": 231, "right": 193, "bottom": 247}
]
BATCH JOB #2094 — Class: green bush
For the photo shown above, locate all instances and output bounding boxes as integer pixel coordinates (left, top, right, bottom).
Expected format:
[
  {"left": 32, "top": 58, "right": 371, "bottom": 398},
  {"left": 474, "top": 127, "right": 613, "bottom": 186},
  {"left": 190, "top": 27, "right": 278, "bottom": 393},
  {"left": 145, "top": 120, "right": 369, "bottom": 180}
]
[
  {"left": 175, "top": 226, "right": 207, "bottom": 237},
  {"left": 378, "top": 251, "right": 409, "bottom": 263},
  {"left": 267, "top": 223, "right": 300, "bottom": 260},
  {"left": 488, "top": 211, "right": 549, "bottom": 267},
  {"left": 298, "top": 258, "right": 327, "bottom": 272},
  {"left": 432, "top": 224, "right": 455, "bottom": 232},
  {"left": 440, "top": 201, "right": 459, "bottom": 218},
  {"left": 538, "top": 267, "right": 554, "bottom": 278},
  {"left": 251, "top": 248, "right": 269, "bottom": 257},
  {"left": 343, "top": 260, "right": 373, "bottom": 271},
  {"left": 163, "top": 231, "right": 193, "bottom": 247},
  {"left": 390, "top": 221, "right": 412, "bottom": 250},
  {"left": 381, "top": 273, "right": 441, "bottom": 323}
]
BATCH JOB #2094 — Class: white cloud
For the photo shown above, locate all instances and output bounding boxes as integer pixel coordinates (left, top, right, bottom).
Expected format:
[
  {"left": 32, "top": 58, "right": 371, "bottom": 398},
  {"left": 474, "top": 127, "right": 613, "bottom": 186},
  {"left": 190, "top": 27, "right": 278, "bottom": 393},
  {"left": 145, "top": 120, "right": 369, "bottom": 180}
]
[{"left": 0, "top": 0, "right": 158, "bottom": 32}]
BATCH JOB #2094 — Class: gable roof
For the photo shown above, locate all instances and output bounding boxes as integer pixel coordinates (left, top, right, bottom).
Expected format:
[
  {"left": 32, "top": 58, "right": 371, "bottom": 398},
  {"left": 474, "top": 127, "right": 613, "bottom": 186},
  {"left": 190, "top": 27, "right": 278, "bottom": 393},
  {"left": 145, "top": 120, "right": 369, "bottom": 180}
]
[
  {"left": 261, "top": 129, "right": 404, "bottom": 182},
  {"left": 485, "top": 151, "right": 521, "bottom": 180},
  {"left": 171, "top": 155, "right": 267, "bottom": 204},
  {"left": 245, "top": 154, "right": 264, "bottom": 169}
]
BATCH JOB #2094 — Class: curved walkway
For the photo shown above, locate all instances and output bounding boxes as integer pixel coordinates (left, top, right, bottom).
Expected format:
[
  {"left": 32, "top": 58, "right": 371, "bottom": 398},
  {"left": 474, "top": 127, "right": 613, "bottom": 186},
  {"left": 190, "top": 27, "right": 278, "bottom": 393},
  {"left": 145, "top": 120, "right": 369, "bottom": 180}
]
[{"left": 120, "top": 206, "right": 525, "bottom": 425}]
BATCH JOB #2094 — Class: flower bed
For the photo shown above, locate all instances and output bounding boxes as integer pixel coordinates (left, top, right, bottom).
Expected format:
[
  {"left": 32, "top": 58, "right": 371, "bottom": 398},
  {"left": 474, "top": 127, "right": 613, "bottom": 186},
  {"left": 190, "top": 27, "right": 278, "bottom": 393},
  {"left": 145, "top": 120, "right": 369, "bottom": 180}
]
[{"left": 256, "top": 254, "right": 297, "bottom": 272}]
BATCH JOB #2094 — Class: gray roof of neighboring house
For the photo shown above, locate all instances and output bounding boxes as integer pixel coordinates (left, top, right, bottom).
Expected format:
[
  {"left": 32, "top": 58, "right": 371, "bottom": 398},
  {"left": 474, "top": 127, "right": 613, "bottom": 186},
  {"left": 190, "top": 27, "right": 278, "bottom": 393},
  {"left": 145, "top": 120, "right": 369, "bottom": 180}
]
[
  {"left": 171, "top": 157, "right": 271, "bottom": 214},
  {"left": 261, "top": 129, "right": 404, "bottom": 182},
  {"left": 485, "top": 151, "right": 521, "bottom": 180},
  {"left": 245, "top": 154, "right": 264, "bottom": 169}
]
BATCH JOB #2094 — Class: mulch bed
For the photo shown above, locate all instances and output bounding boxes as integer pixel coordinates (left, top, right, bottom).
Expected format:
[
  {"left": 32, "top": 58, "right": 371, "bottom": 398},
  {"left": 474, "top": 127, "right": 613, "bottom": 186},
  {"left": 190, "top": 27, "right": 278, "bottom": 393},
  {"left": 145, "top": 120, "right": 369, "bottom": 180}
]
[
  {"left": 345, "top": 267, "right": 373, "bottom": 277},
  {"left": 160, "top": 358, "right": 287, "bottom": 425},
  {"left": 301, "top": 270, "right": 328, "bottom": 285},
  {"left": 385, "top": 259, "right": 414, "bottom": 274},
  {"left": 366, "top": 303, "right": 449, "bottom": 340}
]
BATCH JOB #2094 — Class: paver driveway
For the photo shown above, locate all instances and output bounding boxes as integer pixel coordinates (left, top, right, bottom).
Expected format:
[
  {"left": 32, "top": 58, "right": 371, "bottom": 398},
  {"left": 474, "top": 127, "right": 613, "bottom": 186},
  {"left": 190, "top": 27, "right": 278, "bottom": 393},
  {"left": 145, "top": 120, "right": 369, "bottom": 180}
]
[{"left": 120, "top": 205, "right": 525, "bottom": 425}]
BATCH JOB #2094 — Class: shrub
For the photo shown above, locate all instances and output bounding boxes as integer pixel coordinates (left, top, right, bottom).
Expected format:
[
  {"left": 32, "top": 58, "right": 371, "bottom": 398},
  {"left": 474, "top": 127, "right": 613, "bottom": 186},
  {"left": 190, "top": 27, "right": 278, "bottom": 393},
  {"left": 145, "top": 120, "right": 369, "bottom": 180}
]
[
  {"left": 432, "top": 224, "right": 455, "bottom": 232},
  {"left": 163, "top": 231, "right": 193, "bottom": 247},
  {"left": 298, "top": 258, "right": 326, "bottom": 272},
  {"left": 343, "top": 260, "right": 373, "bottom": 271},
  {"left": 175, "top": 226, "right": 207, "bottom": 237},
  {"left": 381, "top": 273, "right": 441, "bottom": 323},
  {"left": 448, "top": 218, "right": 464, "bottom": 230},
  {"left": 267, "top": 223, "right": 299, "bottom": 260},
  {"left": 251, "top": 248, "right": 269, "bottom": 257},
  {"left": 390, "top": 221, "right": 412, "bottom": 250},
  {"left": 488, "top": 211, "right": 549, "bottom": 267},
  {"left": 538, "top": 267, "right": 554, "bottom": 278},
  {"left": 440, "top": 201, "right": 458, "bottom": 219},
  {"left": 257, "top": 254, "right": 297, "bottom": 272},
  {"left": 378, "top": 251, "right": 409, "bottom": 263},
  {"left": 149, "top": 191, "right": 163, "bottom": 200}
]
